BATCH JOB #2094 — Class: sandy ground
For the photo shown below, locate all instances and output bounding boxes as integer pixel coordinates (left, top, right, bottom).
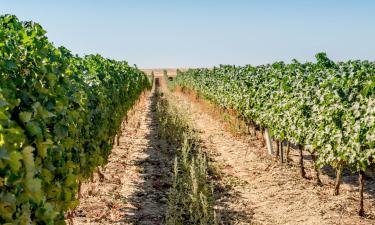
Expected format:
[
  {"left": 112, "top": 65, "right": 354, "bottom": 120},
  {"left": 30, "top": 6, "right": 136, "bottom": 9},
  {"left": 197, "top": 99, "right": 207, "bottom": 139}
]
[
  {"left": 169, "top": 89, "right": 375, "bottom": 225},
  {"left": 71, "top": 91, "right": 171, "bottom": 225}
]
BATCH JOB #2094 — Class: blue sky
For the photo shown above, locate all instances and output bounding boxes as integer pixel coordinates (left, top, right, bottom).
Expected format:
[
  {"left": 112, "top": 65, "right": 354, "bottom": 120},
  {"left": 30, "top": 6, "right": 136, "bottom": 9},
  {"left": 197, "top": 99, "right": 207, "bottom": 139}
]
[{"left": 1, "top": 0, "right": 375, "bottom": 68}]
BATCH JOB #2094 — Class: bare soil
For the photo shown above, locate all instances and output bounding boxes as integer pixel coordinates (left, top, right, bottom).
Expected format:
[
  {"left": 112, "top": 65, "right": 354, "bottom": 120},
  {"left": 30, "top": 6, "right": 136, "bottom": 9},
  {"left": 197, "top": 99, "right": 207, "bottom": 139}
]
[{"left": 72, "top": 92, "right": 171, "bottom": 225}]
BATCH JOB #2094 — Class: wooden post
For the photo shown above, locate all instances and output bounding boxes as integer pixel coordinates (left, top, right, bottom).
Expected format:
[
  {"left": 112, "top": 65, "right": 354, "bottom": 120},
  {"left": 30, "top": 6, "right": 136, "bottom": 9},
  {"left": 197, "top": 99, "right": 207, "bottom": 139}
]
[
  {"left": 263, "top": 128, "right": 267, "bottom": 147},
  {"left": 97, "top": 167, "right": 105, "bottom": 182},
  {"left": 90, "top": 172, "right": 94, "bottom": 182},
  {"left": 359, "top": 170, "right": 365, "bottom": 216},
  {"left": 253, "top": 125, "right": 257, "bottom": 137},
  {"left": 78, "top": 181, "right": 82, "bottom": 199},
  {"left": 280, "top": 141, "right": 284, "bottom": 163},
  {"left": 298, "top": 144, "right": 306, "bottom": 178},
  {"left": 276, "top": 140, "right": 280, "bottom": 157},
  {"left": 286, "top": 141, "right": 290, "bottom": 163},
  {"left": 264, "top": 128, "right": 273, "bottom": 155},
  {"left": 117, "top": 131, "right": 121, "bottom": 146}
]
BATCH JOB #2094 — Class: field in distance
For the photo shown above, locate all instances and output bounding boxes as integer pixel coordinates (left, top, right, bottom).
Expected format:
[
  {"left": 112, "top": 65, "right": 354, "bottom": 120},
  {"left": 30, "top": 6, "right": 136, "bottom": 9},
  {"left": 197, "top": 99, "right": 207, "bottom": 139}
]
[{"left": 141, "top": 68, "right": 188, "bottom": 77}]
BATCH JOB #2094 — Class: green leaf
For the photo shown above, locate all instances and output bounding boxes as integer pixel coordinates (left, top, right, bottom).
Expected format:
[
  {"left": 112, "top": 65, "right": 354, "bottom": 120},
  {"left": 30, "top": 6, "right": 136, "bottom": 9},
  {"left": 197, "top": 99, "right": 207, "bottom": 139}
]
[
  {"left": 5, "top": 60, "right": 17, "bottom": 70},
  {"left": 0, "top": 193, "right": 16, "bottom": 221},
  {"left": 0, "top": 99, "right": 8, "bottom": 107},
  {"left": 36, "top": 139, "right": 53, "bottom": 158},
  {"left": 25, "top": 178, "right": 42, "bottom": 203},
  {"left": 9, "top": 151, "right": 23, "bottom": 172},
  {"left": 0, "top": 148, "right": 9, "bottom": 160},
  {"left": 26, "top": 121, "right": 42, "bottom": 137},
  {"left": 41, "top": 169, "right": 54, "bottom": 184},
  {"left": 0, "top": 110, "right": 8, "bottom": 120},
  {"left": 54, "top": 124, "right": 68, "bottom": 138},
  {"left": 19, "top": 112, "right": 32, "bottom": 123},
  {"left": 0, "top": 133, "right": 4, "bottom": 147},
  {"left": 22, "top": 146, "right": 35, "bottom": 174}
]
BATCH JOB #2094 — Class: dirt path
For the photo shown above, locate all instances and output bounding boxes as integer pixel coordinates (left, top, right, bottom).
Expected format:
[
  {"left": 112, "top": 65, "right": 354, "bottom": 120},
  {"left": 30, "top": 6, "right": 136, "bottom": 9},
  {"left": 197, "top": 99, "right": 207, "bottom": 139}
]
[
  {"left": 72, "top": 91, "right": 171, "bottom": 225},
  {"left": 169, "top": 90, "right": 375, "bottom": 225}
]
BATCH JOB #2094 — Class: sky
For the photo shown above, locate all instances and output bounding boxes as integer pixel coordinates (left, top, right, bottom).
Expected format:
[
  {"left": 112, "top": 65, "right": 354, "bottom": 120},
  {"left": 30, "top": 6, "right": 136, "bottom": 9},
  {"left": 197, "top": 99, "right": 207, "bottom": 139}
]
[{"left": 1, "top": 0, "right": 375, "bottom": 68}]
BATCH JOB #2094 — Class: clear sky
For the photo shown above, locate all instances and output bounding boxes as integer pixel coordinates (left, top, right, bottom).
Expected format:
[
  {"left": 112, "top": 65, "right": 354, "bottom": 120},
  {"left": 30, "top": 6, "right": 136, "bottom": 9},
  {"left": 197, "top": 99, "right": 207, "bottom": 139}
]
[{"left": 1, "top": 0, "right": 375, "bottom": 68}]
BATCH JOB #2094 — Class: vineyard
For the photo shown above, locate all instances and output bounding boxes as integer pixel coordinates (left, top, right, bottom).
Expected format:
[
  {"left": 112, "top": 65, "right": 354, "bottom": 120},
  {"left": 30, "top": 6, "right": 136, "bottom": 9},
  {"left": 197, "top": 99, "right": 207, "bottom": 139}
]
[
  {"left": 1, "top": 14, "right": 375, "bottom": 225},
  {"left": 175, "top": 54, "right": 375, "bottom": 216}
]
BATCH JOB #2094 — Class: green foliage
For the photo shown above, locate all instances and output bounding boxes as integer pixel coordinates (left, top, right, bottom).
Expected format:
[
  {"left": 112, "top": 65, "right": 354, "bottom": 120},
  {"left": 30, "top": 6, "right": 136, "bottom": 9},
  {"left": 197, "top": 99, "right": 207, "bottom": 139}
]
[
  {"left": 0, "top": 15, "right": 150, "bottom": 224},
  {"left": 175, "top": 54, "right": 375, "bottom": 173}
]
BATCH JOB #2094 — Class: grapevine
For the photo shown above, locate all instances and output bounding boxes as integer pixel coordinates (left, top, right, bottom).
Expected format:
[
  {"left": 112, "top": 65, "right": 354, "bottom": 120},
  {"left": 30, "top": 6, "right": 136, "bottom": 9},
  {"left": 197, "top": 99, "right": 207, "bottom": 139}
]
[
  {"left": 175, "top": 53, "right": 375, "bottom": 215},
  {"left": 0, "top": 15, "right": 150, "bottom": 224}
]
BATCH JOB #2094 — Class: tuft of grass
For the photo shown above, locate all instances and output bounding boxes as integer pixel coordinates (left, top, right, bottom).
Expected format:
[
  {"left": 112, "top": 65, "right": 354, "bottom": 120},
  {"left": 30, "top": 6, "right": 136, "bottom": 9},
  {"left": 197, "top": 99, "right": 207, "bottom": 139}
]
[{"left": 155, "top": 91, "right": 218, "bottom": 225}]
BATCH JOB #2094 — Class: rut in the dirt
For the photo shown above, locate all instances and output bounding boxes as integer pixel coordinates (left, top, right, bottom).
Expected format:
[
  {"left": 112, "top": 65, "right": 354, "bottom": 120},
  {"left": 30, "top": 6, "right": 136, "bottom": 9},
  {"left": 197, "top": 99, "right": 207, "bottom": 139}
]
[
  {"left": 72, "top": 92, "right": 171, "bottom": 225},
  {"left": 169, "top": 90, "right": 375, "bottom": 225}
]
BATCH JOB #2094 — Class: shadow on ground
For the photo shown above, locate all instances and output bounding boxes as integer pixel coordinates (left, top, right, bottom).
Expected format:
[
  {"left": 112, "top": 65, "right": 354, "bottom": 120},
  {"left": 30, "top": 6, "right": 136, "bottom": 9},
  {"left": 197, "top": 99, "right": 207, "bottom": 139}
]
[
  {"left": 121, "top": 91, "right": 254, "bottom": 225},
  {"left": 121, "top": 93, "right": 171, "bottom": 225},
  {"left": 287, "top": 145, "right": 375, "bottom": 209}
]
